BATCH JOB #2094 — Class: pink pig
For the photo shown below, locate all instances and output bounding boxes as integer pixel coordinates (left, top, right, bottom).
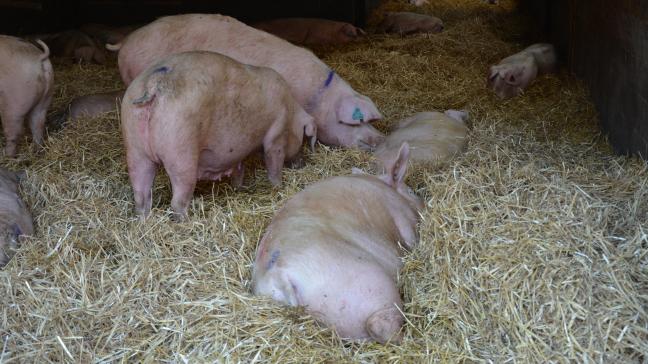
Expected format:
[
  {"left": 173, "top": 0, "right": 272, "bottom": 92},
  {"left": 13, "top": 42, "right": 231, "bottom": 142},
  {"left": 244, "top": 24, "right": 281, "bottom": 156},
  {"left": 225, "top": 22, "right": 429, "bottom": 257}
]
[
  {"left": 108, "top": 14, "right": 384, "bottom": 150},
  {"left": 0, "top": 35, "right": 54, "bottom": 157},
  {"left": 488, "top": 43, "right": 557, "bottom": 99},
  {"left": 253, "top": 143, "right": 423, "bottom": 343},
  {"left": 48, "top": 90, "right": 124, "bottom": 131},
  {"left": 0, "top": 167, "right": 34, "bottom": 267},
  {"left": 377, "top": 12, "right": 444, "bottom": 35},
  {"left": 252, "top": 18, "right": 366, "bottom": 46},
  {"left": 121, "top": 51, "right": 316, "bottom": 219}
]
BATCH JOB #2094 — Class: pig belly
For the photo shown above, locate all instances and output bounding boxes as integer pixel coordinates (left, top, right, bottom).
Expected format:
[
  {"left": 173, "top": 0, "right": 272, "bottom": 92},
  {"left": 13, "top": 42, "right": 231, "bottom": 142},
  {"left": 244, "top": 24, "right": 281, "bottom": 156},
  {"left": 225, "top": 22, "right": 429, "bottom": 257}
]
[{"left": 196, "top": 149, "right": 245, "bottom": 181}]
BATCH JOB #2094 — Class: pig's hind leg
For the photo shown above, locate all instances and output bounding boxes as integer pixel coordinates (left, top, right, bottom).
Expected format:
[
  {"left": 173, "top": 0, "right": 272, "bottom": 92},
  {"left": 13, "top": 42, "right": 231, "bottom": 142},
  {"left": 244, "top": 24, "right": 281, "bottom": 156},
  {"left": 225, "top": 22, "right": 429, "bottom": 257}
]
[
  {"left": 164, "top": 155, "right": 198, "bottom": 221},
  {"left": 27, "top": 93, "right": 53, "bottom": 151},
  {"left": 127, "top": 150, "right": 157, "bottom": 219},
  {"left": 0, "top": 111, "right": 27, "bottom": 157}
]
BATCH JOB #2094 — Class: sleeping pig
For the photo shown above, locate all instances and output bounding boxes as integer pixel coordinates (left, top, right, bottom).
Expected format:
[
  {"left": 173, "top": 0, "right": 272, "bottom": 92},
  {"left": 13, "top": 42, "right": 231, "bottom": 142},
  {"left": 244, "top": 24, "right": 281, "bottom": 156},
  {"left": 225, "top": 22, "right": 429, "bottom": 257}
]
[
  {"left": 252, "top": 18, "right": 366, "bottom": 46},
  {"left": 377, "top": 12, "right": 444, "bottom": 35},
  {"left": 48, "top": 90, "right": 124, "bottom": 131},
  {"left": 80, "top": 23, "right": 139, "bottom": 45},
  {"left": 252, "top": 142, "right": 422, "bottom": 343},
  {"left": 35, "top": 30, "right": 106, "bottom": 64},
  {"left": 487, "top": 43, "right": 556, "bottom": 99},
  {"left": 121, "top": 51, "right": 316, "bottom": 219},
  {"left": 0, "top": 35, "right": 54, "bottom": 157},
  {"left": 108, "top": 13, "right": 383, "bottom": 150},
  {"left": 374, "top": 110, "right": 468, "bottom": 172},
  {"left": 0, "top": 167, "right": 34, "bottom": 267}
]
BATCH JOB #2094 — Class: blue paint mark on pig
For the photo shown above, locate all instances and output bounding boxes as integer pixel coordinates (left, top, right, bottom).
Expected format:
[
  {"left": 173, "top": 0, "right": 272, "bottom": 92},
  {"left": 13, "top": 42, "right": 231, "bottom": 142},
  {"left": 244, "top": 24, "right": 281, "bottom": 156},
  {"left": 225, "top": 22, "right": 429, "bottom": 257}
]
[
  {"left": 267, "top": 250, "right": 280, "bottom": 270},
  {"left": 153, "top": 66, "right": 169, "bottom": 74},
  {"left": 352, "top": 107, "right": 364, "bottom": 121},
  {"left": 12, "top": 223, "right": 21, "bottom": 237}
]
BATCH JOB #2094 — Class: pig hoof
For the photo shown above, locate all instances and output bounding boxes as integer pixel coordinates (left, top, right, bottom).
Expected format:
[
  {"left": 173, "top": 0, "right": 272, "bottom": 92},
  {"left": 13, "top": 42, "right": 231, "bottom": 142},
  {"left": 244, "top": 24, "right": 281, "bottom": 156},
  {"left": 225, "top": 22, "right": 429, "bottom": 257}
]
[
  {"left": 170, "top": 212, "right": 188, "bottom": 222},
  {"left": 286, "top": 157, "right": 305, "bottom": 169}
]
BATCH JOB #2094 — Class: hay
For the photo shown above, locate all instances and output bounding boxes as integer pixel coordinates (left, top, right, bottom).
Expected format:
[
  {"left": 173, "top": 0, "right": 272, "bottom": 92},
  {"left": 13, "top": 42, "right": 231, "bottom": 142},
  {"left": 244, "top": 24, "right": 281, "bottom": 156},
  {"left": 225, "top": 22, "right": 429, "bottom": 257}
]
[{"left": 1, "top": 0, "right": 647, "bottom": 362}]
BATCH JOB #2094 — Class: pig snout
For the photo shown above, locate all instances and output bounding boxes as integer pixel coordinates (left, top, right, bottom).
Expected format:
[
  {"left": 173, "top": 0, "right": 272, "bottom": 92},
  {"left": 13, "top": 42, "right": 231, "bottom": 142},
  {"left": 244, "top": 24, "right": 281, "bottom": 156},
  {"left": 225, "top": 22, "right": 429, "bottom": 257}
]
[{"left": 355, "top": 125, "right": 385, "bottom": 151}]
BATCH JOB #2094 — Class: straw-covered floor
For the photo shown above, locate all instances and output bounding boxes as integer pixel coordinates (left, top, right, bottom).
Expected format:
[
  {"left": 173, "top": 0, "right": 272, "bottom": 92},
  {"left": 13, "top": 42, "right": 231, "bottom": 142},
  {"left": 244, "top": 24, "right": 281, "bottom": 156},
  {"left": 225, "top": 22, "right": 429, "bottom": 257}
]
[{"left": 1, "top": 0, "right": 647, "bottom": 362}]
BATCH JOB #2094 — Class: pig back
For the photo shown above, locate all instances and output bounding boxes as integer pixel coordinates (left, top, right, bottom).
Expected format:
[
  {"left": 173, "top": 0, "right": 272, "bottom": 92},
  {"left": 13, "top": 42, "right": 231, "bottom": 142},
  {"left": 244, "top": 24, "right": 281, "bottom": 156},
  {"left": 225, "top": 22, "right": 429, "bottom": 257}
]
[
  {"left": 123, "top": 51, "right": 301, "bottom": 164},
  {"left": 118, "top": 14, "right": 328, "bottom": 107},
  {"left": 375, "top": 112, "right": 468, "bottom": 167}
]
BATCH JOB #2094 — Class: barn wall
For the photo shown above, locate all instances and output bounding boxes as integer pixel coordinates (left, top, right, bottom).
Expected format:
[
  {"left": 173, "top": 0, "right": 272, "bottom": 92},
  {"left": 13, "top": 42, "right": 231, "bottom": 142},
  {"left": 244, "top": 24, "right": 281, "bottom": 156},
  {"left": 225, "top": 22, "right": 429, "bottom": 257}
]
[
  {"left": 522, "top": 0, "right": 648, "bottom": 157},
  {"left": 0, "top": 0, "right": 381, "bottom": 34}
]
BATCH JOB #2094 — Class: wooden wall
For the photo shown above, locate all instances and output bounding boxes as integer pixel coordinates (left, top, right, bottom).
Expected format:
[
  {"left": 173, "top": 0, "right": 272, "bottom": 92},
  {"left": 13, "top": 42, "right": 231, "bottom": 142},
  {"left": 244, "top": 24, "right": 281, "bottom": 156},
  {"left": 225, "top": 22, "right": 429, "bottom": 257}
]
[
  {"left": 0, "top": 0, "right": 381, "bottom": 34},
  {"left": 522, "top": 0, "right": 648, "bottom": 157}
]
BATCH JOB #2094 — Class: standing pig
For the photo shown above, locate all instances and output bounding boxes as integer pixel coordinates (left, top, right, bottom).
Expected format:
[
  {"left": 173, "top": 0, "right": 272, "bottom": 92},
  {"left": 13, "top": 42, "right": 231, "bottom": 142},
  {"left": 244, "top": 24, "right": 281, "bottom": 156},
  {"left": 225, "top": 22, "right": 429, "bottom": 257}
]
[
  {"left": 48, "top": 90, "right": 124, "bottom": 131},
  {"left": 374, "top": 110, "right": 469, "bottom": 172},
  {"left": 377, "top": 12, "right": 444, "bottom": 35},
  {"left": 0, "top": 35, "right": 54, "bottom": 157},
  {"left": 0, "top": 167, "right": 34, "bottom": 267},
  {"left": 253, "top": 143, "right": 422, "bottom": 343},
  {"left": 487, "top": 43, "right": 557, "bottom": 99},
  {"left": 252, "top": 18, "right": 366, "bottom": 46},
  {"left": 108, "top": 14, "right": 383, "bottom": 150},
  {"left": 121, "top": 51, "right": 316, "bottom": 219}
]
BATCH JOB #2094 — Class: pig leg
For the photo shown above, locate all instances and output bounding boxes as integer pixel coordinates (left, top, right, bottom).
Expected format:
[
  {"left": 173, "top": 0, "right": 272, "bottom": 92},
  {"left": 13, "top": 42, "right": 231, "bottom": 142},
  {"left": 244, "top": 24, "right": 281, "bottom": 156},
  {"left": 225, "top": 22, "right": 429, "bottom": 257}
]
[
  {"left": 263, "top": 141, "right": 286, "bottom": 187},
  {"left": 27, "top": 97, "right": 52, "bottom": 151},
  {"left": 230, "top": 162, "right": 245, "bottom": 189},
  {"left": 1, "top": 112, "right": 26, "bottom": 157},
  {"left": 164, "top": 157, "right": 198, "bottom": 220},
  {"left": 127, "top": 151, "right": 157, "bottom": 218}
]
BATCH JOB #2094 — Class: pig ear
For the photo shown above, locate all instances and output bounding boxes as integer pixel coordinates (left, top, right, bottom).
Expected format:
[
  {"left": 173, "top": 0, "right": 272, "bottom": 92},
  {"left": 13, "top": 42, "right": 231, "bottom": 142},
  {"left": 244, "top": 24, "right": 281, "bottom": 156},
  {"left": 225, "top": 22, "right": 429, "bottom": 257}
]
[
  {"left": 384, "top": 142, "right": 410, "bottom": 186},
  {"left": 337, "top": 96, "right": 382, "bottom": 126}
]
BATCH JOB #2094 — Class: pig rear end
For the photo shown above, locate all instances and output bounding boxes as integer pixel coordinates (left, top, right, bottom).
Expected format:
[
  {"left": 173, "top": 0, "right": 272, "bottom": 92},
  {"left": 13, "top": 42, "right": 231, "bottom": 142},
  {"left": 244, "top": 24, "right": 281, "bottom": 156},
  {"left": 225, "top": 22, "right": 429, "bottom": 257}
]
[{"left": 0, "top": 36, "right": 54, "bottom": 157}]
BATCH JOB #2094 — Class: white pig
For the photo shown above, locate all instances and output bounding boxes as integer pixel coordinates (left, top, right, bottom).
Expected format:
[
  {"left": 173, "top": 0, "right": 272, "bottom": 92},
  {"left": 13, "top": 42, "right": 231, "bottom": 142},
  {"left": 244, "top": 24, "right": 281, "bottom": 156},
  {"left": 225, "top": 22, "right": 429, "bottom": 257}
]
[
  {"left": 107, "top": 14, "right": 384, "bottom": 150},
  {"left": 374, "top": 110, "right": 469, "bottom": 172},
  {"left": 377, "top": 12, "right": 444, "bottom": 35},
  {"left": 0, "top": 35, "right": 54, "bottom": 156},
  {"left": 253, "top": 143, "right": 423, "bottom": 343},
  {"left": 488, "top": 43, "right": 557, "bottom": 99},
  {"left": 121, "top": 51, "right": 316, "bottom": 219},
  {"left": 0, "top": 167, "right": 34, "bottom": 267}
]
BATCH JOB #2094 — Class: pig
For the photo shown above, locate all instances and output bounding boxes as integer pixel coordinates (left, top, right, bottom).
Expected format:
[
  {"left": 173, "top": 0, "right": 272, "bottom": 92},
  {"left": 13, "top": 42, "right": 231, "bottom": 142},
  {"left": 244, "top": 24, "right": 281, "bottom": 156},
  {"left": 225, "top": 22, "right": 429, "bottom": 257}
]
[
  {"left": 121, "top": 51, "right": 317, "bottom": 219},
  {"left": 0, "top": 35, "right": 54, "bottom": 157},
  {"left": 48, "top": 90, "right": 124, "bottom": 131},
  {"left": 409, "top": 0, "right": 427, "bottom": 5},
  {"left": 487, "top": 43, "right": 557, "bottom": 99},
  {"left": 34, "top": 30, "right": 107, "bottom": 64},
  {"left": 374, "top": 110, "right": 469, "bottom": 173},
  {"left": 80, "top": 23, "right": 139, "bottom": 45},
  {"left": 252, "top": 18, "right": 366, "bottom": 46},
  {"left": 252, "top": 142, "right": 422, "bottom": 343},
  {"left": 107, "top": 14, "right": 384, "bottom": 150},
  {"left": 377, "top": 12, "right": 444, "bottom": 35},
  {"left": 0, "top": 167, "right": 34, "bottom": 267}
]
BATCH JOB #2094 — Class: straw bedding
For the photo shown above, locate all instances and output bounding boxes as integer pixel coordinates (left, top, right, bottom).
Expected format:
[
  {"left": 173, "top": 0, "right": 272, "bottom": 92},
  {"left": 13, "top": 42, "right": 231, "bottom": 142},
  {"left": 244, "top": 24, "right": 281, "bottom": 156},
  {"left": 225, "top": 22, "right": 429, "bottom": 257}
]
[{"left": 1, "top": 0, "right": 647, "bottom": 362}]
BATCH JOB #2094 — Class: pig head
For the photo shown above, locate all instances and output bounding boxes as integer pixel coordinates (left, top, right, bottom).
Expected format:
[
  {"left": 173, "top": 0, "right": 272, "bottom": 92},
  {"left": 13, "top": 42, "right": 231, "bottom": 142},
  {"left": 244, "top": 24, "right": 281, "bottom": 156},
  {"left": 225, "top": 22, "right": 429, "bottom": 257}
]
[
  {"left": 488, "top": 43, "right": 557, "bottom": 99},
  {"left": 309, "top": 72, "right": 384, "bottom": 150},
  {"left": 0, "top": 168, "right": 34, "bottom": 267}
]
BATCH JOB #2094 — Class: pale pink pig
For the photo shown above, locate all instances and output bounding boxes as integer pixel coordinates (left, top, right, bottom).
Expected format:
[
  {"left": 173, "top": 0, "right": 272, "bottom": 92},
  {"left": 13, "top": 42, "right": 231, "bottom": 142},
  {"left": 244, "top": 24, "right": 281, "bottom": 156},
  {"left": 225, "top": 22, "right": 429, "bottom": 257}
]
[
  {"left": 0, "top": 35, "right": 54, "bottom": 157},
  {"left": 108, "top": 14, "right": 383, "bottom": 150},
  {"left": 121, "top": 51, "right": 316, "bottom": 219},
  {"left": 374, "top": 110, "right": 469, "bottom": 172},
  {"left": 252, "top": 18, "right": 366, "bottom": 46},
  {"left": 48, "top": 90, "right": 124, "bottom": 131},
  {"left": 488, "top": 43, "right": 557, "bottom": 99},
  {"left": 409, "top": 0, "right": 428, "bottom": 6},
  {"left": 377, "top": 12, "right": 444, "bottom": 35},
  {"left": 253, "top": 143, "right": 422, "bottom": 343},
  {"left": 0, "top": 167, "right": 34, "bottom": 267}
]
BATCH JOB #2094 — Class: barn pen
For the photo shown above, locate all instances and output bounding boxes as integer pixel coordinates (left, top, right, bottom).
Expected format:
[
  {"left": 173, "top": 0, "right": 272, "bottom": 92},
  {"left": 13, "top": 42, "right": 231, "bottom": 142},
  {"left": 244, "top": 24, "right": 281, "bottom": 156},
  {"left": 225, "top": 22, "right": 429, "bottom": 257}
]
[{"left": 0, "top": 0, "right": 646, "bottom": 362}]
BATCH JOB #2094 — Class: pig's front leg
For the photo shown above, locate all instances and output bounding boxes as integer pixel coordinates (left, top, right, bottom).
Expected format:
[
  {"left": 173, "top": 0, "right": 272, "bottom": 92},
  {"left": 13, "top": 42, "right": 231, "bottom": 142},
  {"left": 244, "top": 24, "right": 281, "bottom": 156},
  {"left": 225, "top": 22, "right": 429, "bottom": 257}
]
[
  {"left": 230, "top": 162, "right": 245, "bottom": 189},
  {"left": 264, "top": 142, "right": 286, "bottom": 187}
]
